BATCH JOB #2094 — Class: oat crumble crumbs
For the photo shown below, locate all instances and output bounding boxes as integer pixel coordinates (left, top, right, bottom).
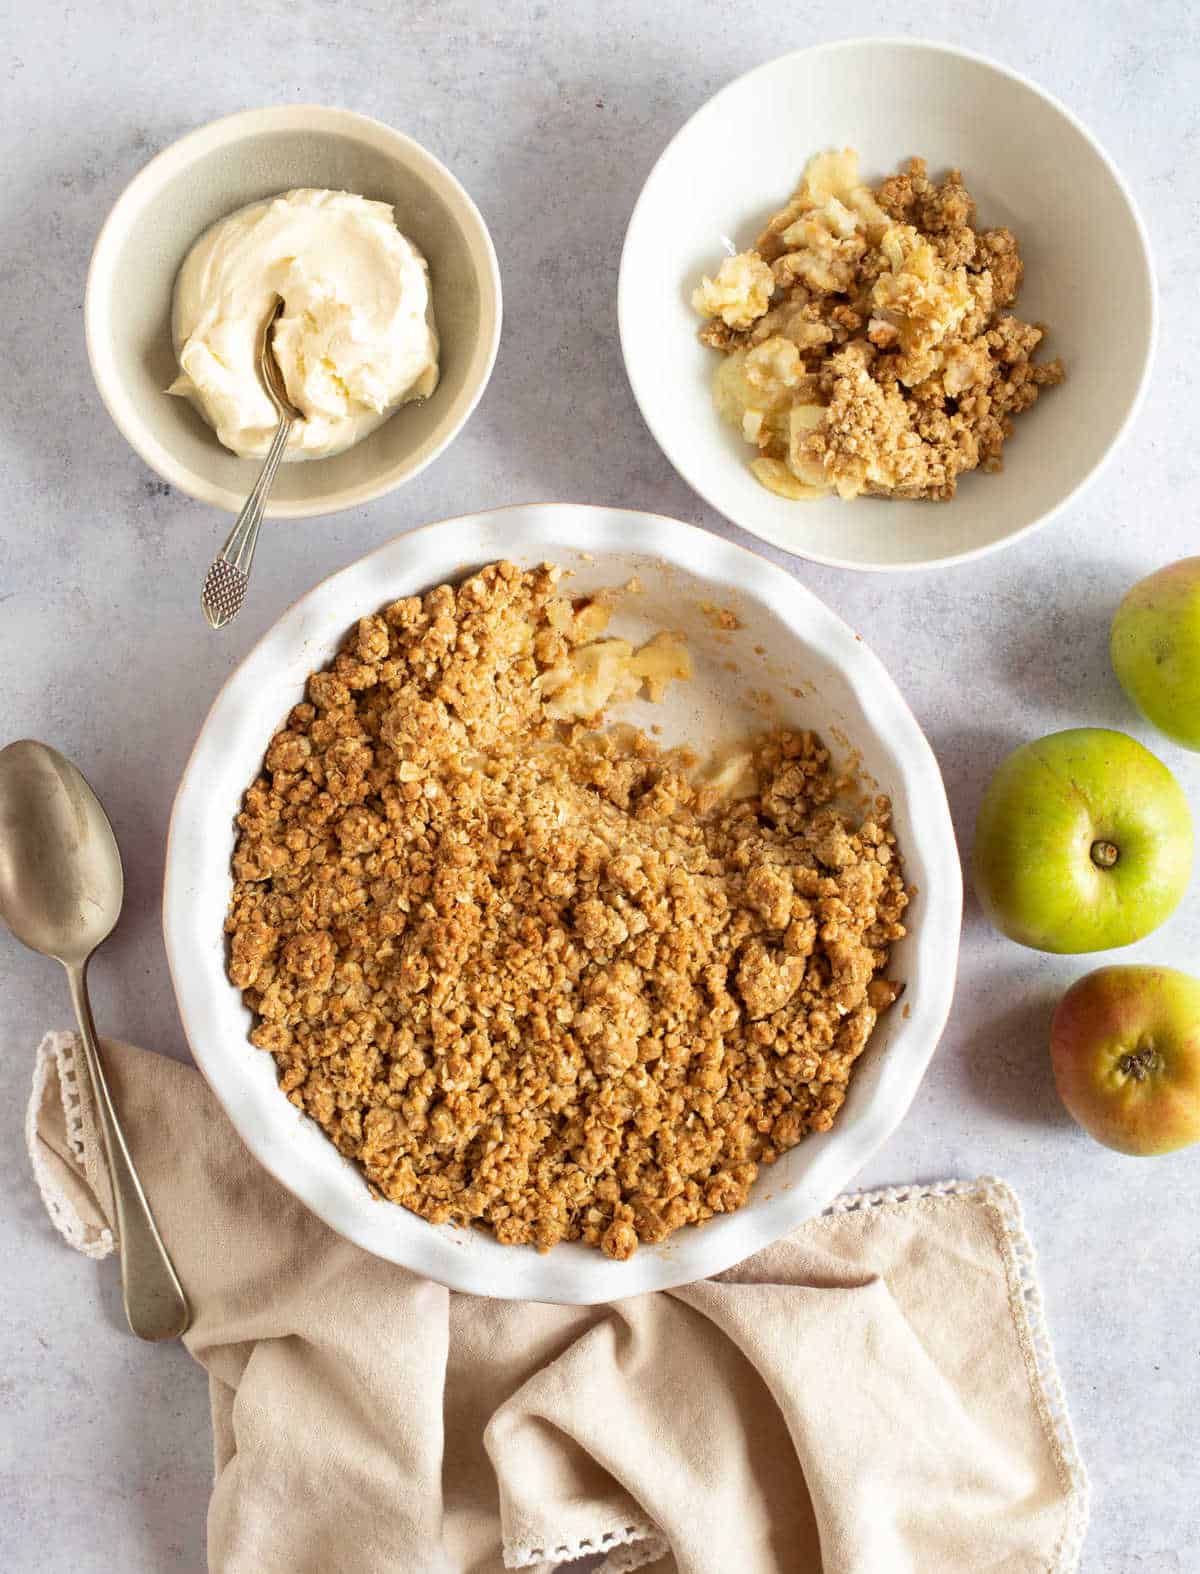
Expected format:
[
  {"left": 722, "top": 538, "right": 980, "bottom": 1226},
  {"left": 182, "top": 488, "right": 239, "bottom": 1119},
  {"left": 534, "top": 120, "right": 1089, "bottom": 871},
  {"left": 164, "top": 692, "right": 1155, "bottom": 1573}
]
[
  {"left": 691, "top": 151, "right": 1064, "bottom": 502},
  {"left": 700, "top": 600, "right": 744, "bottom": 631},
  {"left": 226, "top": 562, "right": 908, "bottom": 1258}
]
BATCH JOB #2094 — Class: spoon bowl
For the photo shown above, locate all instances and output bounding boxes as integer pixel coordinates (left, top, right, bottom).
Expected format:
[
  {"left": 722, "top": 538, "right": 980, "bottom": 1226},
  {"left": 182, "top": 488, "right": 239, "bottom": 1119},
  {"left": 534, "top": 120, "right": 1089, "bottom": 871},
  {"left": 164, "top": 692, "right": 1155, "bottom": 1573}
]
[
  {"left": 260, "top": 297, "right": 304, "bottom": 424},
  {"left": 0, "top": 739, "right": 123, "bottom": 965}
]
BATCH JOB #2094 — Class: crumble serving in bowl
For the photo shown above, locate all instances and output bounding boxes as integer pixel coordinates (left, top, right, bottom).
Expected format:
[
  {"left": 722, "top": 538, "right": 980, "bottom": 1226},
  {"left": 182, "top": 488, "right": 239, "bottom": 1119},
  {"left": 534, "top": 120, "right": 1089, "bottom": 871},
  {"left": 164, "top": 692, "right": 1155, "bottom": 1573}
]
[
  {"left": 692, "top": 151, "right": 1063, "bottom": 503},
  {"left": 618, "top": 40, "right": 1154, "bottom": 570},
  {"left": 225, "top": 562, "right": 907, "bottom": 1258}
]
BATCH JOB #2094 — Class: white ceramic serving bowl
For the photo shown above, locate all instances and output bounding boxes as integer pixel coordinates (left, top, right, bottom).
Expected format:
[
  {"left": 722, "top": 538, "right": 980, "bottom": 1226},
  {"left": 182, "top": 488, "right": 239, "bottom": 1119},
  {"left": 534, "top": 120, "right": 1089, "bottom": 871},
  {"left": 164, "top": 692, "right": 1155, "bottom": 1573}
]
[
  {"left": 86, "top": 106, "right": 501, "bottom": 518},
  {"left": 164, "top": 504, "right": 962, "bottom": 1302},
  {"left": 619, "top": 39, "right": 1155, "bottom": 572}
]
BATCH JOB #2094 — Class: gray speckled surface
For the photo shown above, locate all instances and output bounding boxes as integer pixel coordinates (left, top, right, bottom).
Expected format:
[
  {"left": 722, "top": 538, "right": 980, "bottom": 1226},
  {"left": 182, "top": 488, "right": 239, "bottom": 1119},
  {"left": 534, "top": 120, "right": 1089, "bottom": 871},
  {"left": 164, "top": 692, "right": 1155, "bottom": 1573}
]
[{"left": 1, "top": 4, "right": 1197, "bottom": 1571}]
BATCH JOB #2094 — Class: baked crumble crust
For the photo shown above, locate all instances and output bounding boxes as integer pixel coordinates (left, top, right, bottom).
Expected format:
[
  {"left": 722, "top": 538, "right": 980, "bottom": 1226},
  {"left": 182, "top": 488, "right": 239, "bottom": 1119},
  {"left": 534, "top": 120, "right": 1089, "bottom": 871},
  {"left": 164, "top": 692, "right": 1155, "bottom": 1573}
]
[{"left": 226, "top": 562, "right": 907, "bottom": 1258}]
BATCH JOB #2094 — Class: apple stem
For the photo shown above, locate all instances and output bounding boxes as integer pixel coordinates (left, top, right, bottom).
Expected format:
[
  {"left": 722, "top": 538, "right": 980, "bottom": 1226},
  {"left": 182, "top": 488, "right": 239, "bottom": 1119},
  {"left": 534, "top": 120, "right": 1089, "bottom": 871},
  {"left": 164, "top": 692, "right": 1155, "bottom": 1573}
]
[{"left": 1090, "top": 839, "right": 1119, "bottom": 868}]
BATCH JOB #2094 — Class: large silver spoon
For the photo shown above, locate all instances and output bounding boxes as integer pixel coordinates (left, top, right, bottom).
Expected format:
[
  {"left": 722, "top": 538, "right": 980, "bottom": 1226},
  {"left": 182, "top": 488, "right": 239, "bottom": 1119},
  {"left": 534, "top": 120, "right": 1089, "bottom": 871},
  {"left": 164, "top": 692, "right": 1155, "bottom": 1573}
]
[
  {"left": 200, "top": 296, "right": 304, "bottom": 630},
  {"left": 0, "top": 739, "right": 190, "bottom": 1341}
]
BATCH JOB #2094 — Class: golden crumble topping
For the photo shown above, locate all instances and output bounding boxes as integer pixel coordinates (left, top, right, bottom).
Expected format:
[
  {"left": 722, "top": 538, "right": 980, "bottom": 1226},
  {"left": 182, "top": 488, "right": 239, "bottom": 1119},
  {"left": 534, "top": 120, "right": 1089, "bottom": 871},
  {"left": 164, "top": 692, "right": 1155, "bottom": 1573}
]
[
  {"left": 225, "top": 562, "right": 908, "bottom": 1258},
  {"left": 691, "top": 151, "right": 1064, "bottom": 502}
]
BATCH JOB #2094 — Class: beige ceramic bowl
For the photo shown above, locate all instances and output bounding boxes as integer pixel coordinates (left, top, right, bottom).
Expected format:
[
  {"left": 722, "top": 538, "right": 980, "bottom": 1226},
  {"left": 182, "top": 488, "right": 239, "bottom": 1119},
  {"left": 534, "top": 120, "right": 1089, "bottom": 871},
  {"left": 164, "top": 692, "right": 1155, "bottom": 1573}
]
[{"left": 85, "top": 106, "right": 502, "bottom": 518}]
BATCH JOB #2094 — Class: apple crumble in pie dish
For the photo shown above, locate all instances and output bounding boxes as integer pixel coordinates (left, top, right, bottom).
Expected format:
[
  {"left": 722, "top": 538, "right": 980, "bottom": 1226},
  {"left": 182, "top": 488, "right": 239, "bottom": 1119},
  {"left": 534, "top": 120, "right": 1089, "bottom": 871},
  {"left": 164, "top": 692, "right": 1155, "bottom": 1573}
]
[
  {"left": 691, "top": 151, "right": 1064, "bottom": 503},
  {"left": 224, "top": 560, "right": 908, "bottom": 1258}
]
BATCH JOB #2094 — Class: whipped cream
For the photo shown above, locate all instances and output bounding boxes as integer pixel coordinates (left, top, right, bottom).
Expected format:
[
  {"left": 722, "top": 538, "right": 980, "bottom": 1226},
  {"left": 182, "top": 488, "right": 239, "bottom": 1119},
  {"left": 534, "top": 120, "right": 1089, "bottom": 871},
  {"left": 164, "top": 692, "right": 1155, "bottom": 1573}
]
[{"left": 169, "top": 189, "right": 439, "bottom": 461}]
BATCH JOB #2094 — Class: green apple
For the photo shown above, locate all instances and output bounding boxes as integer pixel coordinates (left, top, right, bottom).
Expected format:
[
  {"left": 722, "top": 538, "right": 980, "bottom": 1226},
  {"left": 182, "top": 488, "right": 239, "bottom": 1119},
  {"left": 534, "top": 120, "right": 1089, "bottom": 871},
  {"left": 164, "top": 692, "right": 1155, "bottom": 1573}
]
[
  {"left": 1112, "top": 557, "right": 1200, "bottom": 750},
  {"left": 973, "top": 728, "right": 1193, "bottom": 952},
  {"left": 1050, "top": 965, "right": 1200, "bottom": 1154}
]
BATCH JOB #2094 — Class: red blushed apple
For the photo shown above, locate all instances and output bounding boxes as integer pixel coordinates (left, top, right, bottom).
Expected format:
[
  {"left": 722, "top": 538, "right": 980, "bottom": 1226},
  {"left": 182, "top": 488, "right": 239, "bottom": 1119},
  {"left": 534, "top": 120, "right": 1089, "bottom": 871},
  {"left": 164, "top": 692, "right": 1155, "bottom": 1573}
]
[{"left": 1050, "top": 966, "right": 1200, "bottom": 1155}]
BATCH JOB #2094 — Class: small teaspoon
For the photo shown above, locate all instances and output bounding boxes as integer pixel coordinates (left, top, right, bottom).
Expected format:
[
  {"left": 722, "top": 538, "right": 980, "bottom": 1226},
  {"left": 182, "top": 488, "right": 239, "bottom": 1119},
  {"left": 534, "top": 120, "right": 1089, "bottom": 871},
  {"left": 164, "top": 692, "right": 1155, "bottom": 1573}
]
[{"left": 200, "top": 296, "right": 303, "bottom": 630}]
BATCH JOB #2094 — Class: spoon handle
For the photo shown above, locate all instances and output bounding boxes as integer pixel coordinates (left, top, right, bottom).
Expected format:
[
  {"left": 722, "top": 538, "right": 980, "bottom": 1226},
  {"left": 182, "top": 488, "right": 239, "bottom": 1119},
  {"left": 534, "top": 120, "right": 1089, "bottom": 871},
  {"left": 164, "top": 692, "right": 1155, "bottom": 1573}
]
[
  {"left": 201, "top": 415, "right": 293, "bottom": 630},
  {"left": 66, "top": 961, "right": 191, "bottom": 1341}
]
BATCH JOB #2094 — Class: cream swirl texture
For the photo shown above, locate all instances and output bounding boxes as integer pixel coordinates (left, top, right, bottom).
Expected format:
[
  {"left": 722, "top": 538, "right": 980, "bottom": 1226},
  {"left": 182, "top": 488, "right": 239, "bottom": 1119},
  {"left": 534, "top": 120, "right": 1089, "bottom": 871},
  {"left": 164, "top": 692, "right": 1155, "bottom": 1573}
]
[{"left": 170, "top": 188, "right": 439, "bottom": 461}]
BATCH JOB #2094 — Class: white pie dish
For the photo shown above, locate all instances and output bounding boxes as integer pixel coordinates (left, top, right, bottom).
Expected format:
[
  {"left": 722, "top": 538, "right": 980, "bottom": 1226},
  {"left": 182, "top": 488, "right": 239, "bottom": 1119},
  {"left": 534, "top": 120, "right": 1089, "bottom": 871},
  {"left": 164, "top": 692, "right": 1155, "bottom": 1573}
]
[
  {"left": 618, "top": 38, "right": 1155, "bottom": 571},
  {"left": 163, "top": 504, "right": 961, "bottom": 1302}
]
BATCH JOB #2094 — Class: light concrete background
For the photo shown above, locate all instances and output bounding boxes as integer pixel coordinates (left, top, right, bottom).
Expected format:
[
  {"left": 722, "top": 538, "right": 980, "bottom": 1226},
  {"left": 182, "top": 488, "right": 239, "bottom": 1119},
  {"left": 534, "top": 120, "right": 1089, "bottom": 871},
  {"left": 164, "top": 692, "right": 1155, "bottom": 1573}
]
[{"left": 1, "top": 2, "right": 1197, "bottom": 1570}]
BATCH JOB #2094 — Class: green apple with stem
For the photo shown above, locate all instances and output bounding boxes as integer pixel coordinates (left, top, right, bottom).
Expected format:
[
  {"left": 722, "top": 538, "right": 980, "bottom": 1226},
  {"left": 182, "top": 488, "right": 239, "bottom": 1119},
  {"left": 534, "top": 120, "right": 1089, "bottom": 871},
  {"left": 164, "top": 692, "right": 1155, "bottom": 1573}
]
[
  {"left": 1050, "top": 965, "right": 1200, "bottom": 1154},
  {"left": 1111, "top": 557, "right": 1200, "bottom": 750},
  {"left": 973, "top": 728, "right": 1193, "bottom": 952}
]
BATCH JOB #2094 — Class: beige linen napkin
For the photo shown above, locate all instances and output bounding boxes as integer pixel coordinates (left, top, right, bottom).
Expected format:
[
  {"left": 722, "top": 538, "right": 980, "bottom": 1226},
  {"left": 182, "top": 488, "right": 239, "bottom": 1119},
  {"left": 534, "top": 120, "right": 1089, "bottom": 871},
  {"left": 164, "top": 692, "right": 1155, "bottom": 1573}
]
[{"left": 28, "top": 1031, "right": 1088, "bottom": 1574}]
